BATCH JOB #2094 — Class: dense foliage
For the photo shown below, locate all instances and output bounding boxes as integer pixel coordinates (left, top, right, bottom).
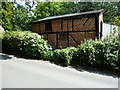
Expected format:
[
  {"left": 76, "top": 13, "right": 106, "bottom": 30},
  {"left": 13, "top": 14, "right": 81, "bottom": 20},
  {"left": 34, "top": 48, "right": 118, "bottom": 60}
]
[
  {"left": 13, "top": 5, "right": 32, "bottom": 31},
  {"left": 1, "top": 2, "right": 14, "bottom": 30},
  {"left": 52, "top": 47, "right": 77, "bottom": 66},
  {"left": 34, "top": 2, "right": 120, "bottom": 25},
  {"left": 2, "top": 30, "right": 119, "bottom": 71},
  {"left": 2, "top": 31, "right": 52, "bottom": 59},
  {"left": 76, "top": 36, "right": 119, "bottom": 70},
  {"left": 20, "top": 33, "right": 52, "bottom": 58},
  {"left": 1, "top": 2, "right": 120, "bottom": 31},
  {"left": 2, "top": 31, "right": 31, "bottom": 52}
]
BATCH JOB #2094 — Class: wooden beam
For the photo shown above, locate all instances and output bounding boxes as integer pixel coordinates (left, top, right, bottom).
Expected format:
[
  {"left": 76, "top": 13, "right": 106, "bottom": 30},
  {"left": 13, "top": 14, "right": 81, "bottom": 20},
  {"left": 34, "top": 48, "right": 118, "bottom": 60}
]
[
  {"left": 67, "top": 32, "right": 69, "bottom": 47},
  {"left": 95, "top": 14, "right": 99, "bottom": 39},
  {"left": 61, "top": 19, "right": 63, "bottom": 31},
  {"left": 69, "top": 34, "right": 79, "bottom": 45},
  {"left": 67, "top": 19, "right": 69, "bottom": 47},
  {"left": 83, "top": 16, "right": 90, "bottom": 26},
  {"left": 72, "top": 18, "right": 74, "bottom": 31},
  {"left": 40, "top": 30, "right": 96, "bottom": 35},
  {"left": 100, "top": 21, "right": 103, "bottom": 38},
  {"left": 67, "top": 19, "right": 68, "bottom": 31},
  {"left": 39, "top": 23, "right": 41, "bottom": 33},
  {"left": 56, "top": 33, "right": 58, "bottom": 49},
  {"left": 84, "top": 32, "right": 86, "bottom": 39}
]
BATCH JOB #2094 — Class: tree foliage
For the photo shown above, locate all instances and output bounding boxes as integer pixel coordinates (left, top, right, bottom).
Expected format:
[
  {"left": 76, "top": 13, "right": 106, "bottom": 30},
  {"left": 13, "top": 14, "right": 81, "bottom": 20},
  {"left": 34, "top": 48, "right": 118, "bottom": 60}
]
[
  {"left": 1, "top": 1, "right": 120, "bottom": 31},
  {"left": 34, "top": 2, "right": 64, "bottom": 20},
  {"left": 13, "top": 4, "right": 32, "bottom": 31},
  {"left": 34, "top": 2, "right": 120, "bottom": 25},
  {"left": 1, "top": 2, "right": 14, "bottom": 30}
]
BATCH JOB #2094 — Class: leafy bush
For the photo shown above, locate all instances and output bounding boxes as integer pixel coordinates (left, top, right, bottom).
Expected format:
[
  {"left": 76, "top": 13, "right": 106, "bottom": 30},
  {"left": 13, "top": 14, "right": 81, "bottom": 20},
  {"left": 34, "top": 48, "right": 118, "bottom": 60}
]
[
  {"left": 2, "top": 30, "right": 119, "bottom": 71},
  {"left": 20, "top": 33, "right": 52, "bottom": 58},
  {"left": 40, "top": 50, "right": 53, "bottom": 61},
  {"left": 2, "top": 31, "right": 31, "bottom": 52},
  {"left": 2, "top": 31, "right": 52, "bottom": 59},
  {"left": 75, "top": 35, "right": 120, "bottom": 71},
  {"left": 52, "top": 47, "right": 77, "bottom": 66},
  {"left": 93, "top": 36, "right": 120, "bottom": 70},
  {"left": 76, "top": 40, "right": 95, "bottom": 66}
]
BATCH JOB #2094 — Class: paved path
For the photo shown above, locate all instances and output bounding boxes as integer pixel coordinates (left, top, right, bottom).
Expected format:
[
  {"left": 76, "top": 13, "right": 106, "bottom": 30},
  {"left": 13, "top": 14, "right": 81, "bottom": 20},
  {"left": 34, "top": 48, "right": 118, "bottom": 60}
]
[{"left": 0, "top": 53, "right": 118, "bottom": 88}]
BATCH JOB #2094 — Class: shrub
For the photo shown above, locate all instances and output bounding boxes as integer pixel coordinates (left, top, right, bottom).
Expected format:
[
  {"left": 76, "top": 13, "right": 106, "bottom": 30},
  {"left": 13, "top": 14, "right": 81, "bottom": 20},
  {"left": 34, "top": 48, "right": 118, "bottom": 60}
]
[
  {"left": 75, "top": 40, "right": 95, "bottom": 66},
  {"left": 2, "top": 30, "right": 119, "bottom": 71},
  {"left": 2, "top": 31, "right": 52, "bottom": 59},
  {"left": 52, "top": 47, "right": 77, "bottom": 66},
  {"left": 39, "top": 50, "right": 53, "bottom": 61},
  {"left": 93, "top": 36, "right": 120, "bottom": 70},
  {"left": 75, "top": 35, "right": 119, "bottom": 71},
  {"left": 2, "top": 31, "right": 31, "bottom": 52},
  {"left": 20, "top": 33, "right": 52, "bottom": 58}
]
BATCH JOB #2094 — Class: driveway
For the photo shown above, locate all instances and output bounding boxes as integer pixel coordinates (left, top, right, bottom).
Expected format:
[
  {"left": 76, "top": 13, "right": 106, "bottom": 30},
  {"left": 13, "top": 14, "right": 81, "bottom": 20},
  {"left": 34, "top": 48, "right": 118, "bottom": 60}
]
[{"left": 0, "top": 53, "right": 118, "bottom": 88}]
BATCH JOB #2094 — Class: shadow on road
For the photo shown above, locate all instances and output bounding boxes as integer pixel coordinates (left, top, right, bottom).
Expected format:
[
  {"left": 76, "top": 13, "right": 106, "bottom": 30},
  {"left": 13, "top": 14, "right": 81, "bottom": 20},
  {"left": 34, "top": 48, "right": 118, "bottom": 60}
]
[
  {"left": 71, "top": 65, "right": 120, "bottom": 78},
  {"left": 0, "top": 54, "right": 12, "bottom": 60}
]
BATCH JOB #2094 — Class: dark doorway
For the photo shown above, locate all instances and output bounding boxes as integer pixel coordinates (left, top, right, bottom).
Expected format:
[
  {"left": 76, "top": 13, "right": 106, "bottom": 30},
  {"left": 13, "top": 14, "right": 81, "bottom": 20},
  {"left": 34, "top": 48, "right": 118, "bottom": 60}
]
[{"left": 45, "top": 22, "right": 52, "bottom": 32}]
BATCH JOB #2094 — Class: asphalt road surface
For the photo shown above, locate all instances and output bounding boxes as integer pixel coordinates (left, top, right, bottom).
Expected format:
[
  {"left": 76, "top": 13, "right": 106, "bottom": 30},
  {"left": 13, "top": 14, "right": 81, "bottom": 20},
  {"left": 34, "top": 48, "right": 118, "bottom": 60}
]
[{"left": 0, "top": 53, "right": 118, "bottom": 88}]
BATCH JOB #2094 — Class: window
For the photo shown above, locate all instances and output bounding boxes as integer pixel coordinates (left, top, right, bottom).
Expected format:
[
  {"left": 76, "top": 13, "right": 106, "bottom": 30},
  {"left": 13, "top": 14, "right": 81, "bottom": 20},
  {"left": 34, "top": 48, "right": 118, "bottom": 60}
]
[
  {"left": 45, "top": 22, "right": 52, "bottom": 32},
  {"left": 59, "top": 33, "right": 67, "bottom": 40}
]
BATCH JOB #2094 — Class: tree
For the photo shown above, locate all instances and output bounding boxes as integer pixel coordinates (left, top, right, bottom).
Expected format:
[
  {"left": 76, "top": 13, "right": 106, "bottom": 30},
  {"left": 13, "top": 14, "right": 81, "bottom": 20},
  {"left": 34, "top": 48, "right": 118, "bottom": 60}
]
[
  {"left": 34, "top": 2, "right": 65, "bottom": 20},
  {"left": 13, "top": 4, "right": 32, "bottom": 31},
  {"left": 1, "top": 2, "right": 14, "bottom": 30}
]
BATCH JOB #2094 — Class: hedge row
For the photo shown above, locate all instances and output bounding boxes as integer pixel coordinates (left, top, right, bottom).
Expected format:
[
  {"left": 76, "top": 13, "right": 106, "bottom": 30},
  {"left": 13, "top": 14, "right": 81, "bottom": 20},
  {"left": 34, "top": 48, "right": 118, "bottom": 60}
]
[
  {"left": 2, "top": 31, "right": 52, "bottom": 59},
  {"left": 1, "top": 31, "right": 120, "bottom": 71}
]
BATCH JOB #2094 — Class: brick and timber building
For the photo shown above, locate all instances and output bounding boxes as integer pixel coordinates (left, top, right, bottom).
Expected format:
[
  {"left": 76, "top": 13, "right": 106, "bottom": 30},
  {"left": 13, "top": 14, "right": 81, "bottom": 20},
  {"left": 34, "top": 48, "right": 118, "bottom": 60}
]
[{"left": 31, "top": 10, "right": 104, "bottom": 48}]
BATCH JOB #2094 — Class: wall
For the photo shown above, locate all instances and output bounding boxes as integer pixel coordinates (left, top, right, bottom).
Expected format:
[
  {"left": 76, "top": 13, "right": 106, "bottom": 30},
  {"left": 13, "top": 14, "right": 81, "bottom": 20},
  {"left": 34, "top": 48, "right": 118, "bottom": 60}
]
[
  {"left": 32, "top": 22, "right": 45, "bottom": 34},
  {"left": 102, "top": 23, "right": 119, "bottom": 38},
  {"left": 32, "top": 14, "right": 101, "bottom": 48}
]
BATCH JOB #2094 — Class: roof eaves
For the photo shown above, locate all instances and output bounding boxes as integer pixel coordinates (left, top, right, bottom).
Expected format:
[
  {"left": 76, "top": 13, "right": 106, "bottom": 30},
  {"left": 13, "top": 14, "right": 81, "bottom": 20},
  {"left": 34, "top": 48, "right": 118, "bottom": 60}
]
[{"left": 32, "top": 10, "right": 104, "bottom": 24}]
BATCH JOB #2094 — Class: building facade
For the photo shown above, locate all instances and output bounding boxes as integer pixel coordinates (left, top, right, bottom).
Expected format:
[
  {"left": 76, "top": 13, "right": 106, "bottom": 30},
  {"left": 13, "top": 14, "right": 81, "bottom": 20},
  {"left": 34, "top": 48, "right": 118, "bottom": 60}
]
[{"left": 31, "top": 10, "right": 103, "bottom": 48}]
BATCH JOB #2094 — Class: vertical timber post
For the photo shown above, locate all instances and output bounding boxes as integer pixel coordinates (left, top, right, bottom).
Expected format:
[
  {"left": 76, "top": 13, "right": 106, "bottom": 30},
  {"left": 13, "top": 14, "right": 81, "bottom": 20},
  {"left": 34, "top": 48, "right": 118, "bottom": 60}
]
[
  {"left": 95, "top": 14, "right": 99, "bottom": 39},
  {"left": 39, "top": 23, "right": 41, "bottom": 33},
  {"left": 61, "top": 19, "right": 63, "bottom": 31},
  {"left": 67, "top": 19, "right": 69, "bottom": 47},
  {"left": 67, "top": 32, "right": 69, "bottom": 47},
  {"left": 72, "top": 18, "right": 74, "bottom": 31},
  {"left": 56, "top": 33, "right": 58, "bottom": 48},
  {"left": 100, "top": 21, "right": 103, "bottom": 38}
]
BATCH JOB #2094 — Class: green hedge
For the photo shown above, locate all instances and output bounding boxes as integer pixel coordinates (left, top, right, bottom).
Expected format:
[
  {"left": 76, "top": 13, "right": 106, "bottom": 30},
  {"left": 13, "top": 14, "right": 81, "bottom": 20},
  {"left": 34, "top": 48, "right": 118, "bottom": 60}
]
[
  {"left": 20, "top": 33, "right": 52, "bottom": 58},
  {"left": 2, "top": 31, "right": 31, "bottom": 52},
  {"left": 2, "top": 30, "right": 119, "bottom": 71},
  {"left": 52, "top": 47, "right": 77, "bottom": 66},
  {"left": 75, "top": 36, "right": 120, "bottom": 71},
  {"left": 2, "top": 31, "right": 52, "bottom": 59}
]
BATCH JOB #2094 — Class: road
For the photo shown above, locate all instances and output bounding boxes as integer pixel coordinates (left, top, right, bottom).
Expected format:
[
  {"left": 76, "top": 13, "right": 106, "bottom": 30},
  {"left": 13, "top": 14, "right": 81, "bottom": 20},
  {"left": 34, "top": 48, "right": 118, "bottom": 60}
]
[{"left": 0, "top": 53, "right": 118, "bottom": 88}]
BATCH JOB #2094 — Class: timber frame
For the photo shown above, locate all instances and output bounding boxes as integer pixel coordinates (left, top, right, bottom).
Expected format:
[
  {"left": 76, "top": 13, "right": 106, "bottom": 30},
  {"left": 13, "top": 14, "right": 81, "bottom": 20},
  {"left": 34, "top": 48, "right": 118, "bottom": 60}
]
[{"left": 31, "top": 10, "right": 104, "bottom": 48}]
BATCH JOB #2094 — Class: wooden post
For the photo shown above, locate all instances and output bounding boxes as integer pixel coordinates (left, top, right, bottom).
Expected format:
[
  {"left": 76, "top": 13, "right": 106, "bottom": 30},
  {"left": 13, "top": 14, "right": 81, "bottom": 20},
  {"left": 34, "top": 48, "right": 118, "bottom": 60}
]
[
  {"left": 67, "top": 19, "right": 68, "bottom": 31},
  {"left": 56, "top": 33, "right": 58, "bottom": 48},
  {"left": 72, "top": 18, "right": 74, "bottom": 31},
  {"left": 47, "top": 34, "right": 48, "bottom": 40},
  {"left": 61, "top": 19, "right": 63, "bottom": 31},
  {"left": 39, "top": 23, "right": 41, "bottom": 33},
  {"left": 84, "top": 32, "right": 86, "bottom": 40},
  {"left": 67, "top": 32, "right": 69, "bottom": 47},
  {"left": 95, "top": 14, "right": 99, "bottom": 39},
  {"left": 67, "top": 19, "right": 69, "bottom": 47},
  {"left": 100, "top": 21, "right": 103, "bottom": 38}
]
